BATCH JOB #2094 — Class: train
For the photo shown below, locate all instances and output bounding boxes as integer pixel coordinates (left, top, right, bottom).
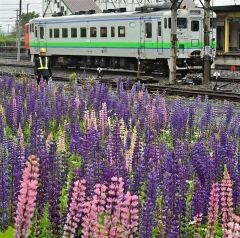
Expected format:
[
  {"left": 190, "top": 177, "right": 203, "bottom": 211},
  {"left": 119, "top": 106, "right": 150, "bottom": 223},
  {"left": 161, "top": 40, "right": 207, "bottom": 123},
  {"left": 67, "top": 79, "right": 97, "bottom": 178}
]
[{"left": 24, "top": 3, "right": 217, "bottom": 74}]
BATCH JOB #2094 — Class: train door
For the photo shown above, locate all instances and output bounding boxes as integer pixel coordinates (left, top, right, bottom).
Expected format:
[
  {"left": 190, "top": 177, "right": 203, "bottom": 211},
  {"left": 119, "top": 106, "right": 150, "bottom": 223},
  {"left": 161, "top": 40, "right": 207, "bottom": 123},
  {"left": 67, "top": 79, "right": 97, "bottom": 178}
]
[
  {"left": 189, "top": 19, "right": 202, "bottom": 50},
  {"left": 143, "top": 20, "right": 154, "bottom": 58},
  {"left": 37, "top": 24, "right": 47, "bottom": 53},
  {"left": 157, "top": 20, "right": 163, "bottom": 54},
  {"left": 176, "top": 17, "right": 188, "bottom": 54}
]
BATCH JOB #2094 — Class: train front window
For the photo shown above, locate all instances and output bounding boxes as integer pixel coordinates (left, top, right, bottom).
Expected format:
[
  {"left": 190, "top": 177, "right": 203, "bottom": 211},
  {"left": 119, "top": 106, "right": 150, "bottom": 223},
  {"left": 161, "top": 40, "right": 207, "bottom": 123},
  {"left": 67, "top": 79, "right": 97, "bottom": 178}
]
[
  {"left": 191, "top": 21, "right": 199, "bottom": 31},
  {"left": 145, "top": 22, "right": 152, "bottom": 38},
  {"left": 177, "top": 18, "right": 187, "bottom": 29},
  {"left": 40, "top": 27, "right": 44, "bottom": 39},
  {"left": 35, "top": 26, "right": 37, "bottom": 38}
]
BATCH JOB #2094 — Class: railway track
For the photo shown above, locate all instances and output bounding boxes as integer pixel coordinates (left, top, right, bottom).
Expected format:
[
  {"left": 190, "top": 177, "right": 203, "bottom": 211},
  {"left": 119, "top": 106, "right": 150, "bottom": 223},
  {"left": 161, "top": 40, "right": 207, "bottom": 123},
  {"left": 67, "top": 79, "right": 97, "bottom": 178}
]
[{"left": 1, "top": 71, "right": 240, "bottom": 103}]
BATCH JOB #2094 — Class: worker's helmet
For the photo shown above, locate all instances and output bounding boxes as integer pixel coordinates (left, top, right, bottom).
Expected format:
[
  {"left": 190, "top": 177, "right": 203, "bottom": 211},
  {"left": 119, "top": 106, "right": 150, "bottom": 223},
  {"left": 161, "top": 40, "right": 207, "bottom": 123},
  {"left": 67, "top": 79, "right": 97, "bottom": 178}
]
[{"left": 40, "top": 48, "right": 46, "bottom": 53}]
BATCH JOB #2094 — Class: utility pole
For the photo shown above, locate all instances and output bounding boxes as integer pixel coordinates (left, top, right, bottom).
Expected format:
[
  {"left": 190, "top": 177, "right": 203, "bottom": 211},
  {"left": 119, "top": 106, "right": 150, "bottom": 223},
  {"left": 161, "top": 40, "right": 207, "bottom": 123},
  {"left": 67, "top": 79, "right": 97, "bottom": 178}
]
[
  {"left": 169, "top": 0, "right": 182, "bottom": 84},
  {"left": 17, "top": 0, "right": 22, "bottom": 62},
  {"left": 203, "top": 0, "right": 211, "bottom": 84},
  {"left": 27, "top": 3, "right": 30, "bottom": 15}
]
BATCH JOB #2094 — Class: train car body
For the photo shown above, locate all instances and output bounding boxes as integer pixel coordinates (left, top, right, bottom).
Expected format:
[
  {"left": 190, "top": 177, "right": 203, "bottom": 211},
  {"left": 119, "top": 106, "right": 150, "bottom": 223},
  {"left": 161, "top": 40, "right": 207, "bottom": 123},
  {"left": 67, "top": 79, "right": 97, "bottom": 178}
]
[
  {"left": 24, "top": 23, "right": 30, "bottom": 53},
  {"left": 28, "top": 6, "right": 216, "bottom": 73}
]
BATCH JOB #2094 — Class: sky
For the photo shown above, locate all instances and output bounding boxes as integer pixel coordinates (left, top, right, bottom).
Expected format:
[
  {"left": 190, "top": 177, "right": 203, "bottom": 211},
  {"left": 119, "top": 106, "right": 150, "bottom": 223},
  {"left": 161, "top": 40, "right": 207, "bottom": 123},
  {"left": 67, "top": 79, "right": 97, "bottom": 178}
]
[
  {"left": 0, "top": 0, "right": 42, "bottom": 33},
  {"left": 0, "top": 0, "right": 238, "bottom": 33}
]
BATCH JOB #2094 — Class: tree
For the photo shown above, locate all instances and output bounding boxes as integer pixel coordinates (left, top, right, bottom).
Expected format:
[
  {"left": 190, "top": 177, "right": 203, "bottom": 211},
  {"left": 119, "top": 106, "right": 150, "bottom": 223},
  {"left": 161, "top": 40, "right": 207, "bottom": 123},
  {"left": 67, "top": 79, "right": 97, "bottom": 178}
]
[{"left": 20, "top": 11, "right": 39, "bottom": 29}]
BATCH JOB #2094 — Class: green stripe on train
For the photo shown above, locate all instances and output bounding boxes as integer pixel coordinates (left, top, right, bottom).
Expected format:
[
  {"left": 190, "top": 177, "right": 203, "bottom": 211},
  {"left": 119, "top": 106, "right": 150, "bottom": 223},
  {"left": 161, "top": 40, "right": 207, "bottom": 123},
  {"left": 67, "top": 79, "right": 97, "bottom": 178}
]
[{"left": 30, "top": 41, "right": 215, "bottom": 49}]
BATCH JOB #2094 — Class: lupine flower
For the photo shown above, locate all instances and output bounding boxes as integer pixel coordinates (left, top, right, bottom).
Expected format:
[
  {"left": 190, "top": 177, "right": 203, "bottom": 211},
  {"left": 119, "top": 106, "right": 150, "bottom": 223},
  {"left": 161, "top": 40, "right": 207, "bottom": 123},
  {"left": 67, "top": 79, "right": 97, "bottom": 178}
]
[
  {"left": 63, "top": 179, "right": 86, "bottom": 238},
  {"left": 14, "top": 155, "right": 39, "bottom": 238},
  {"left": 224, "top": 213, "right": 240, "bottom": 238},
  {"left": 221, "top": 167, "right": 234, "bottom": 233},
  {"left": 206, "top": 182, "right": 220, "bottom": 238}
]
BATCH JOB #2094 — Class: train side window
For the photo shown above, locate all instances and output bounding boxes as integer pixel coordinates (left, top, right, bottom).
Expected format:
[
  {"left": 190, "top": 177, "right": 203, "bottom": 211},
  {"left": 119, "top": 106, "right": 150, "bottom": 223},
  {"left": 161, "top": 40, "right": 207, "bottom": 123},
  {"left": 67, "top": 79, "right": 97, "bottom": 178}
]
[
  {"left": 145, "top": 22, "right": 152, "bottom": 38},
  {"left": 54, "top": 28, "right": 59, "bottom": 38},
  {"left": 111, "top": 27, "right": 115, "bottom": 37},
  {"left": 100, "top": 27, "right": 107, "bottom": 37},
  {"left": 49, "top": 29, "right": 53, "bottom": 38},
  {"left": 35, "top": 26, "right": 38, "bottom": 38},
  {"left": 210, "top": 18, "right": 216, "bottom": 28},
  {"left": 80, "top": 27, "right": 87, "bottom": 37},
  {"left": 62, "top": 28, "right": 68, "bottom": 38},
  {"left": 168, "top": 18, "right": 171, "bottom": 29},
  {"left": 29, "top": 24, "right": 31, "bottom": 32},
  {"left": 191, "top": 21, "right": 199, "bottom": 31},
  {"left": 118, "top": 26, "right": 125, "bottom": 37},
  {"left": 177, "top": 18, "right": 187, "bottom": 28},
  {"left": 71, "top": 28, "right": 77, "bottom": 38},
  {"left": 90, "top": 27, "right": 97, "bottom": 37},
  {"left": 40, "top": 27, "right": 44, "bottom": 39},
  {"left": 158, "top": 22, "right": 162, "bottom": 36},
  {"left": 164, "top": 18, "right": 167, "bottom": 29}
]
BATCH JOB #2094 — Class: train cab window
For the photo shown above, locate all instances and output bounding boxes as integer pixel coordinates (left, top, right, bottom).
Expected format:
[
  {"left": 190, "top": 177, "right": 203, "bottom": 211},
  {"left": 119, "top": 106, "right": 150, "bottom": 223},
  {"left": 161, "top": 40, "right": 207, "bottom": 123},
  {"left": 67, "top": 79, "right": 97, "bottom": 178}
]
[
  {"left": 177, "top": 18, "right": 187, "bottom": 28},
  {"left": 80, "top": 27, "right": 87, "bottom": 37},
  {"left": 35, "top": 26, "right": 38, "bottom": 38},
  {"left": 191, "top": 21, "right": 199, "bottom": 31},
  {"left": 49, "top": 29, "right": 53, "bottom": 38},
  {"left": 111, "top": 27, "right": 115, "bottom": 37},
  {"left": 62, "top": 28, "right": 68, "bottom": 38},
  {"left": 118, "top": 26, "right": 125, "bottom": 37},
  {"left": 100, "top": 27, "right": 107, "bottom": 37},
  {"left": 40, "top": 27, "right": 44, "bottom": 39},
  {"left": 158, "top": 22, "right": 162, "bottom": 36},
  {"left": 71, "top": 28, "right": 77, "bottom": 38},
  {"left": 168, "top": 18, "right": 171, "bottom": 29},
  {"left": 145, "top": 22, "right": 152, "bottom": 38},
  {"left": 54, "top": 28, "right": 59, "bottom": 38},
  {"left": 164, "top": 18, "right": 167, "bottom": 29},
  {"left": 90, "top": 27, "right": 97, "bottom": 37}
]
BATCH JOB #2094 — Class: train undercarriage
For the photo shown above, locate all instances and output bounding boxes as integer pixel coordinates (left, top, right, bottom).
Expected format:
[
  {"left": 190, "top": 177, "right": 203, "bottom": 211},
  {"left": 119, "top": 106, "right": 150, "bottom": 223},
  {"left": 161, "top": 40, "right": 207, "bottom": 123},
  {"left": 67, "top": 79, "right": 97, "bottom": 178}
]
[{"left": 48, "top": 53, "right": 204, "bottom": 75}]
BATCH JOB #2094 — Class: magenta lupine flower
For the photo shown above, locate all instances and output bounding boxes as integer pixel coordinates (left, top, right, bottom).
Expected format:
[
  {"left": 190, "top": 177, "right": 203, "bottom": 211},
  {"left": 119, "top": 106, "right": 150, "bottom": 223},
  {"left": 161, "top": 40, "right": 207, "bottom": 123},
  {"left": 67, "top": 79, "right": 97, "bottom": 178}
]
[
  {"left": 14, "top": 155, "right": 39, "bottom": 238},
  {"left": 221, "top": 167, "right": 234, "bottom": 233},
  {"left": 120, "top": 191, "right": 139, "bottom": 237},
  {"left": 63, "top": 179, "right": 86, "bottom": 238},
  {"left": 206, "top": 182, "right": 220, "bottom": 238}
]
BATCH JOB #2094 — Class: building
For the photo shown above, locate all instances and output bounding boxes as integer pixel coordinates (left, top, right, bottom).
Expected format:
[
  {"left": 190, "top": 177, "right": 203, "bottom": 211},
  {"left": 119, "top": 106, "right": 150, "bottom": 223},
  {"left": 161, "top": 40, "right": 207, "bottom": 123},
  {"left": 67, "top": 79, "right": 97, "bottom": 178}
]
[
  {"left": 43, "top": 0, "right": 196, "bottom": 17},
  {"left": 94, "top": 0, "right": 196, "bottom": 11},
  {"left": 212, "top": 5, "right": 240, "bottom": 68},
  {"left": 43, "top": 0, "right": 101, "bottom": 17}
]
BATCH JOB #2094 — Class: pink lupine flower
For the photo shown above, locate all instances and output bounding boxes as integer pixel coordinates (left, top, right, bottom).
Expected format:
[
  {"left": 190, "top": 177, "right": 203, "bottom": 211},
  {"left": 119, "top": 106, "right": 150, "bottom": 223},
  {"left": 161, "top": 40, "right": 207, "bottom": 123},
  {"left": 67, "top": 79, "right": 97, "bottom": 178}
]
[
  {"left": 81, "top": 199, "right": 99, "bottom": 238},
  {"left": 221, "top": 167, "right": 234, "bottom": 234},
  {"left": 14, "top": 155, "right": 39, "bottom": 238},
  {"left": 84, "top": 109, "right": 90, "bottom": 130},
  {"left": 63, "top": 179, "right": 86, "bottom": 238},
  {"left": 90, "top": 110, "right": 97, "bottom": 130},
  {"left": 120, "top": 191, "right": 139, "bottom": 237},
  {"left": 57, "top": 130, "right": 66, "bottom": 154},
  {"left": 192, "top": 213, "right": 203, "bottom": 238},
  {"left": 224, "top": 213, "right": 240, "bottom": 238},
  {"left": 99, "top": 102, "right": 108, "bottom": 136},
  {"left": 206, "top": 182, "right": 220, "bottom": 238}
]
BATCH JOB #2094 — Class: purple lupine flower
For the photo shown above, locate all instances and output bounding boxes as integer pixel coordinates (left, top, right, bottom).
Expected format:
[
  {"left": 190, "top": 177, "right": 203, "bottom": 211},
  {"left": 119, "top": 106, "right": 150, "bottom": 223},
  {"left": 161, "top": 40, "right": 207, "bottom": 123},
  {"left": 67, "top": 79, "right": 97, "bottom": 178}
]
[
  {"left": 0, "top": 137, "right": 11, "bottom": 231},
  {"left": 141, "top": 172, "right": 158, "bottom": 238}
]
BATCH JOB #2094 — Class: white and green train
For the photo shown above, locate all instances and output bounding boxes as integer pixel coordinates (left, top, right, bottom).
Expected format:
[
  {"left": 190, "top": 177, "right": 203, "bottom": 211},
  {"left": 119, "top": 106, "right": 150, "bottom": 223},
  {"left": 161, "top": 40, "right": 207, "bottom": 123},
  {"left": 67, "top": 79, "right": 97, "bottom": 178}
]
[{"left": 28, "top": 4, "right": 216, "bottom": 74}]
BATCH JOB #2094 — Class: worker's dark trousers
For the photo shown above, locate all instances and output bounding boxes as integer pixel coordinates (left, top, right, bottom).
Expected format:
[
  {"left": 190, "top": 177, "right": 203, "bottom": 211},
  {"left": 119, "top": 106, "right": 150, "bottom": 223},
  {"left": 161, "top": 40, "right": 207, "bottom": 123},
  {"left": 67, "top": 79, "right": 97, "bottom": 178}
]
[{"left": 36, "top": 75, "right": 49, "bottom": 85}]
